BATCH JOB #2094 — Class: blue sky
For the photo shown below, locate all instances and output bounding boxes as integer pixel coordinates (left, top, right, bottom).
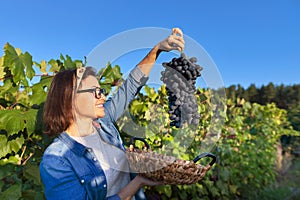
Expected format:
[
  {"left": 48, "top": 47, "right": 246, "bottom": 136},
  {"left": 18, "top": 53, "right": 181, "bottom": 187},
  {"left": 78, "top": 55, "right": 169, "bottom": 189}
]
[{"left": 1, "top": 0, "right": 299, "bottom": 88}]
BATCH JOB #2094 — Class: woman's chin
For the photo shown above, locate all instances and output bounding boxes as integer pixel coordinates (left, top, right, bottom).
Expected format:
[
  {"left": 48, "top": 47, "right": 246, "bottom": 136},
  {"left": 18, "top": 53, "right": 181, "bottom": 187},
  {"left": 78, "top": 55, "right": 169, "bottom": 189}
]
[{"left": 96, "top": 112, "right": 105, "bottom": 119}]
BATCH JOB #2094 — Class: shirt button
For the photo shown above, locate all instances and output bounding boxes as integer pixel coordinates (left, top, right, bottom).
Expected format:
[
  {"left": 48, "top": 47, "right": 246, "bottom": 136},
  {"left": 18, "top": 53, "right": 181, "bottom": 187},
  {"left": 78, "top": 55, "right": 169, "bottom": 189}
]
[
  {"left": 81, "top": 179, "right": 85, "bottom": 184},
  {"left": 87, "top": 148, "right": 92, "bottom": 152},
  {"left": 103, "top": 184, "right": 107, "bottom": 188},
  {"left": 93, "top": 157, "right": 97, "bottom": 161}
]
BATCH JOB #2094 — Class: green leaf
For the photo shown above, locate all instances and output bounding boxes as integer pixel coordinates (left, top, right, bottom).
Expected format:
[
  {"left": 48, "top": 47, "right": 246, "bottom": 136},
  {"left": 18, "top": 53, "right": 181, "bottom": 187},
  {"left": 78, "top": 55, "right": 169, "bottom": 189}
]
[
  {"left": 0, "top": 134, "right": 24, "bottom": 160},
  {"left": 0, "top": 79, "right": 18, "bottom": 98},
  {"left": 74, "top": 60, "right": 83, "bottom": 68},
  {"left": 0, "top": 155, "right": 21, "bottom": 165},
  {"left": 164, "top": 185, "right": 172, "bottom": 198},
  {"left": 0, "top": 164, "right": 15, "bottom": 178},
  {"left": 36, "top": 60, "right": 48, "bottom": 74},
  {"left": 0, "top": 183, "right": 22, "bottom": 200},
  {"left": 3, "top": 43, "right": 30, "bottom": 84},
  {"left": 48, "top": 59, "right": 60, "bottom": 72},
  {"left": 22, "top": 190, "right": 44, "bottom": 200},
  {"left": 130, "top": 100, "right": 148, "bottom": 114},
  {"left": 0, "top": 57, "right": 4, "bottom": 79},
  {"left": 144, "top": 110, "right": 152, "bottom": 121},
  {"left": 3, "top": 43, "right": 18, "bottom": 66},
  {"left": 22, "top": 52, "right": 35, "bottom": 80},
  {"left": 24, "top": 109, "right": 38, "bottom": 135},
  {"left": 0, "top": 110, "right": 25, "bottom": 135},
  {"left": 158, "top": 85, "right": 167, "bottom": 96},
  {"left": 59, "top": 53, "right": 65, "bottom": 61},
  {"left": 64, "top": 55, "right": 75, "bottom": 69},
  {"left": 24, "top": 162, "right": 41, "bottom": 185},
  {"left": 111, "top": 65, "right": 122, "bottom": 80},
  {"left": 0, "top": 55, "right": 3, "bottom": 66},
  {"left": 0, "top": 135, "right": 10, "bottom": 158},
  {"left": 8, "top": 136, "right": 24, "bottom": 154},
  {"left": 101, "top": 63, "right": 112, "bottom": 78},
  {"left": 2, "top": 44, "right": 34, "bottom": 85},
  {"left": 144, "top": 86, "right": 158, "bottom": 102},
  {"left": 30, "top": 75, "right": 52, "bottom": 105},
  {"left": 102, "top": 76, "right": 114, "bottom": 84},
  {"left": 229, "top": 184, "right": 237, "bottom": 193}
]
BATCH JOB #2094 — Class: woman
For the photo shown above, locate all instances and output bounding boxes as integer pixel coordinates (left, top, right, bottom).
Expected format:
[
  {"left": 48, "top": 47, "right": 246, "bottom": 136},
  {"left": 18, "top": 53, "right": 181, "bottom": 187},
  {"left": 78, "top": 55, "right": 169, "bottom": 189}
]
[{"left": 40, "top": 28, "right": 185, "bottom": 200}]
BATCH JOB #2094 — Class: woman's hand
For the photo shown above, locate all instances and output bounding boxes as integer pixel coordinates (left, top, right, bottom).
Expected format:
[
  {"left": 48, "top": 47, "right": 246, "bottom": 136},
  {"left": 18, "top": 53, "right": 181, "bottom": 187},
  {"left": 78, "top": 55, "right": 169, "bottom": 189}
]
[
  {"left": 157, "top": 27, "right": 185, "bottom": 52},
  {"left": 135, "top": 175, "right": 163, "bottom": 187},
  {"left": 137, "top": 27, "right": 185, "bottom": 76},
  {"left": 117, "top": 175, "right": 163, "bottom": 200}
]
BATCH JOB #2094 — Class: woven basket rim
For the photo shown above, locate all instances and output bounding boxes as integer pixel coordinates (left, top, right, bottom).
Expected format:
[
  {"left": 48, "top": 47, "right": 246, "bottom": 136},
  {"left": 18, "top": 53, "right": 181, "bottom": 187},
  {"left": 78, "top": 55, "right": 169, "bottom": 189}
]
[{"left": 126, "top": 148, "right": 213, "bottom": 185}]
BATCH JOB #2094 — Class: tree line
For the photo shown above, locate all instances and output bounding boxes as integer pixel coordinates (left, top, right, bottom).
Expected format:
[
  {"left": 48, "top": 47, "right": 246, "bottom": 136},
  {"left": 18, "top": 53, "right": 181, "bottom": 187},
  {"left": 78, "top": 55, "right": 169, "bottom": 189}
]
[{"left": 225, "top": 83, "right": 300, "bottom": 131}]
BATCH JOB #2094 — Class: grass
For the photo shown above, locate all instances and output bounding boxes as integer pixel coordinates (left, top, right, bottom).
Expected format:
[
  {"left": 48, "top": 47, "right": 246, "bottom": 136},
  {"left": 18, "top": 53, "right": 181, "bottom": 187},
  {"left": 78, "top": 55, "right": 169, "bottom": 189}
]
[{"left": 256, "top": 156, "right": 300, "bottom": 200}]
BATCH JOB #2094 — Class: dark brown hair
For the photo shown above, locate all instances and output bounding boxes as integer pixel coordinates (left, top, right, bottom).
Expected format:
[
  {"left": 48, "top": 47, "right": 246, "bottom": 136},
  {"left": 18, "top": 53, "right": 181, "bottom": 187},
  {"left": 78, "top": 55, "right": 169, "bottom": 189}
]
[{"left": 43, "top": 67, "right": 96, "bottom": 136}]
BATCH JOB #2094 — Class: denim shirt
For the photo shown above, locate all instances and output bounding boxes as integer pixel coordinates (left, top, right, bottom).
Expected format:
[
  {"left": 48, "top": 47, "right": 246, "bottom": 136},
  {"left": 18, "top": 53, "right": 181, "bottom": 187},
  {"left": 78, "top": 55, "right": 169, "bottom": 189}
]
[{"left": 40, "top": 66, "right": 148, "bottom": 200}]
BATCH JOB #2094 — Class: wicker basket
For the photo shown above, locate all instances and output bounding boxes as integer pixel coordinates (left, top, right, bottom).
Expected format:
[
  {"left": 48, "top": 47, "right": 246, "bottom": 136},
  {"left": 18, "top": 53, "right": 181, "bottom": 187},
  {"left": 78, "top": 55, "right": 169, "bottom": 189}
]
[{"left": 126, "top": 137, "right": 216, "bottom": 185}]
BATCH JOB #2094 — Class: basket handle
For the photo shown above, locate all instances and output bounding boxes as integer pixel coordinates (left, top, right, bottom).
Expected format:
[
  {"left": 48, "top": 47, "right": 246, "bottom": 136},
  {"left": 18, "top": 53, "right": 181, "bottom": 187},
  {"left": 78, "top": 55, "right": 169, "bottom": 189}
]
[
  {"left": 192, "top": 152, "right": 216, "bottom": 167},
  {"left": 130, "top": 137, "right": 150, "bottom": 150}
]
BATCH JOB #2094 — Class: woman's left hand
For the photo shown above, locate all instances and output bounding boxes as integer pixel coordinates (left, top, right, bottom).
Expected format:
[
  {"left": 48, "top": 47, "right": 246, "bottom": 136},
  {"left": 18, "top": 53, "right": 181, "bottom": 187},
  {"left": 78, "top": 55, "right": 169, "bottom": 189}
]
[
  {"left": 157, "top": 27, "right": 185, "bottom": 52},
  {"left": 136, "top": 175, "right": 164, "bottom": 187}
]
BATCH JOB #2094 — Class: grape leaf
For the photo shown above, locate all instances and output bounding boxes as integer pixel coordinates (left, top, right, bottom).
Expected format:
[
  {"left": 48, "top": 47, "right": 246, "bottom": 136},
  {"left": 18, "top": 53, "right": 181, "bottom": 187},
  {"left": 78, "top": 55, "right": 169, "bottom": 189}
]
[
  {"left": 8, "top": 136, "right": 24, "bottom": 154},
  {"left": 22, "top": 52, "right": 35, "bottom": 80},
  {"left": 111, "top": 64, "right": 122, "bottom": 80},
  {"left": 3, "top": 43, "right": 34, "bottom": 85},
  {"left": 64, "top": 55, "right": 75, "bottom": 69},
  {"left": 0, "top": 56, "right": 4, "bottom": 79},
  {"left": 35, "top": 60, "right": 48, "bottom": 74},
  {"left": 30, "top": 75, "right": 52, "bottom": 105},
  {"left": 0, "top": 110, "right": 25, "bottom": 136},
  {"left": 100, "top": 63, "right": 112, "bottom": 78},
  {"left": 0, "top": 135, "right": 9, "bottom": 158},
  {"left": 48, "top": 59, "right": 60, "bottom": 72},
  {"left": 144, "top": 86, "right": 158, "bottom": 102},
  {"left": 24, "top": 162, "right": 41, "bottom": 185},
  {"left": 24, "top": 109, "right": 38, "bottom": 135},
  {"left": 0, "top": 183, "right": 22, "bottom": 199},
  {"left": 0, "top": 155, "right": 21, "bottom": 165}
]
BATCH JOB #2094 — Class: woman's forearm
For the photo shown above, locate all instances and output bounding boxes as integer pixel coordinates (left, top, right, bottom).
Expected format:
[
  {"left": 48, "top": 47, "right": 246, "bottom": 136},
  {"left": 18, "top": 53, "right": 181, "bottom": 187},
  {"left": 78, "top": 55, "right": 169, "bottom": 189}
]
[
  {"left": 117, "top": 176, "right": 143, "bottom": 200},
  {"left": 117, "top": 175, "right": 162, "bottom": 200},
  {"left": 137, "top": 44, "right": 162, "bottom": 77}
]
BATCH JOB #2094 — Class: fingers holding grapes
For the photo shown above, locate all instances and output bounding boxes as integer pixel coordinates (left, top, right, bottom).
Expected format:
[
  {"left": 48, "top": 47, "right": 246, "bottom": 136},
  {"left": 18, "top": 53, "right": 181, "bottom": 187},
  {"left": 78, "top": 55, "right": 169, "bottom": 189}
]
[
  {"left": 171, "top": 27, "right": 185, "bottom": 52},
  {"left": 158, "top": 27, "right": 185, "bottom": 52}
]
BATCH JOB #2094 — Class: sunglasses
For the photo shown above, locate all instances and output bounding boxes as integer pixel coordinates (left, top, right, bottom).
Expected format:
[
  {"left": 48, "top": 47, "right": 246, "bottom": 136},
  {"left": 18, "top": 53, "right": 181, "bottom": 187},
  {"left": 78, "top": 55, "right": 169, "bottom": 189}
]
[{"left": 77, "top": 87, "right": 106, "bottom": 99}]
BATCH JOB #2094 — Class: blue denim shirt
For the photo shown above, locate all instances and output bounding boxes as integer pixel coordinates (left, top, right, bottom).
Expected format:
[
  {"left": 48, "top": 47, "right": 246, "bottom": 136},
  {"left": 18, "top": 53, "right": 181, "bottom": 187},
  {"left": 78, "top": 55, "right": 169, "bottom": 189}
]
[{"left": 40, "top": 67, "right": 148, "bottom": 200}]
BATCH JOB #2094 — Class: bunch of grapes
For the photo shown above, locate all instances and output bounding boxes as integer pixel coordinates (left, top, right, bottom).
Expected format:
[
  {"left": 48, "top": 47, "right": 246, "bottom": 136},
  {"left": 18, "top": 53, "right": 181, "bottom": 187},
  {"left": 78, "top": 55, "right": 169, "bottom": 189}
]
[{"left": 160, "top": 53, "right": 203, "bottom": 128}]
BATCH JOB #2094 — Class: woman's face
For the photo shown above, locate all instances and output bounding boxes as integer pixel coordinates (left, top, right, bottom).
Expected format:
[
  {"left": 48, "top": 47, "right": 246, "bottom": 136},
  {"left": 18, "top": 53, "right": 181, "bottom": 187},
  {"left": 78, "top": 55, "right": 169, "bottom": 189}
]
[{"left": 74, "top": 75, "right": 106, "bottom": 120}]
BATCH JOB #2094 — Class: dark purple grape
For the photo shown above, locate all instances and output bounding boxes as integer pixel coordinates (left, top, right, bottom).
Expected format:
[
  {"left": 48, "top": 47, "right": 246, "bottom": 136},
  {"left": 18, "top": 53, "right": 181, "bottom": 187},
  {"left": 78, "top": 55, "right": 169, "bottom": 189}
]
[{"left": 161, "top": 54, "right": 203, "bottom": 127}]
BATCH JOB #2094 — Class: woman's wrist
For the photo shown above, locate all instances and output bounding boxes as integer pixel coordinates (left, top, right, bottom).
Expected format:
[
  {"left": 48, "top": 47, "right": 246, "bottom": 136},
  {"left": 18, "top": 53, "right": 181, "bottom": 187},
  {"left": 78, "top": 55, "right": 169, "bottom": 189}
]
[{"left": 133, "top": 175, "right": 145, "bottom": 187}]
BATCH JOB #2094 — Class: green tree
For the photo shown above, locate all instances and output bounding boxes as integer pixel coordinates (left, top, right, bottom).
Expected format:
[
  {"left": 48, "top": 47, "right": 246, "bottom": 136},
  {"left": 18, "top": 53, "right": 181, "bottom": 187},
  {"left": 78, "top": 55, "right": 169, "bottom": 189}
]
[
  {"left": 236, "top": 84, "right": 244, "bottom": 100},
  {"left": 226, "top": 85, "right": 236, "bottom": 102},
  {"left": 274, "top": 84, "right": 287, "bottom": 109},
  {"left": 288, "top": 102, "right": 300, "bottom": 131},
  {"left": 246, "top": 84, "right": 258, "bottom": 102}
]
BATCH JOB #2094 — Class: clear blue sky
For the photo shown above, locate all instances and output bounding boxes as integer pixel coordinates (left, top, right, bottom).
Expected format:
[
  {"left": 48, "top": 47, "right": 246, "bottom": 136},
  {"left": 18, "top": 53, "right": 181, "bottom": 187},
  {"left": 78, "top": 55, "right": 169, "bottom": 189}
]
[{"left": 1, "top": 0, "right": 299, "bottom": 88}]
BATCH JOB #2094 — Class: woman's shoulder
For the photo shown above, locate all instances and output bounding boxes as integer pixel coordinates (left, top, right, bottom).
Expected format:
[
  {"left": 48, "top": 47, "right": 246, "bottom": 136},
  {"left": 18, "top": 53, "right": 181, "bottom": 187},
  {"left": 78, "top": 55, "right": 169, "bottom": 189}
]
[
  {"left": 43, "top": 137, "right": 70, "bottom": 157},
  {"left": 40, "top": 137, "right": 80, "bottom": 171}
]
